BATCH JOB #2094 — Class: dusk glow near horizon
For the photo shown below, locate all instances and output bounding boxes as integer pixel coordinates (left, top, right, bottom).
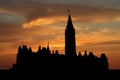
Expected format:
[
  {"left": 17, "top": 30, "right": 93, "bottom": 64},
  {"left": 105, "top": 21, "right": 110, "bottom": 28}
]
[{"left": 0, "top": 0, "right": 120, "bottom": 69}]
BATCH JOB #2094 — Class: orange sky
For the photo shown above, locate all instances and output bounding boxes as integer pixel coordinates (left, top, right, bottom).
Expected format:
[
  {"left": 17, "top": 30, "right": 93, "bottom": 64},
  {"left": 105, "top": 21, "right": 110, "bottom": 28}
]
[{"left": 0, "top": 0, "right": 120, "bottom": 69}]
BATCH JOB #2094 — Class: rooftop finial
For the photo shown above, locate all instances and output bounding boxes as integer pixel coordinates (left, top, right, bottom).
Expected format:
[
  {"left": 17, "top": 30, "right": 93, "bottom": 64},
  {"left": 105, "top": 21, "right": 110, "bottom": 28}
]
[
  {"left": 47, "top": 41, "right": 49, "bottom": 47},
  {"left": 68, "top": 9, "right": 71, "bottom": 15}
]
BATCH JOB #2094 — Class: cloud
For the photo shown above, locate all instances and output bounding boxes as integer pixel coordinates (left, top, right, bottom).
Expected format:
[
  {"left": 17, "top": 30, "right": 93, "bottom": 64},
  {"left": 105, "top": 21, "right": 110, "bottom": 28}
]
[
  {"left": 0, "top": 3, "right": 120, "bottom": 43},
  {"left": 0, "top": 11, "right": 26, "bottom": 24},
  {"left": 82, "top": 40, "right": 120, "bottom": 47},
  {"left": 22, "top": 16, "right": 66, "bottom": 28},
  {"left": 26, "top": 4, "right": 120, "bottom": 23},
  {"left": 10, "top": 4, "right": 119, "bottom": 29},
  {"left": 96, "top": 40, "right": 120, "bottom": 46},
  {"left": 1, "top": 1, "right": 120, "bottom": 22},
  {"left": 18, "top": 0, "right": 120, "bottom": 8},
  {"left": 0, "top": 24, "right": 23, "bottom": 43},
  {"left": 75, "top": 20, "right": 120, "bottom": 37}
]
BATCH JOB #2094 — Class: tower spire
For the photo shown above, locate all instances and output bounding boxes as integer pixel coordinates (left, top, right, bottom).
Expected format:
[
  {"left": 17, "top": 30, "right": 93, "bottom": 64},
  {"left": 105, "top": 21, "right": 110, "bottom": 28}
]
[
  {"left": 47, "top": 41, "right": 49, "bottom": 48},
  {"left": 65, "top": 10, "right": 76, "bottom": 56},
  {"left": 47, "top": 41, "right": 50, "bottom": 54},
  {"left": 66, "top": 9, "right": 73, "bottom": 29}
]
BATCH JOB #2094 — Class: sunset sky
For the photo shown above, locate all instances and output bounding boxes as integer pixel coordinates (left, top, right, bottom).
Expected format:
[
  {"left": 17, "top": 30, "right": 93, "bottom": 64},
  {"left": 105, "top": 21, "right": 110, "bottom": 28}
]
[{"left": 0, "top": 0, "right": 120, "bottom": 69}]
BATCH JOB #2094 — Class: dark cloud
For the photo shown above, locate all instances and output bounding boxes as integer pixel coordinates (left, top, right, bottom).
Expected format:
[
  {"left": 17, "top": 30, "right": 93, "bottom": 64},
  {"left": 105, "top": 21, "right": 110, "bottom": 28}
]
[
  {"left": 76, "top": 21, "right": 120, "bottom": 35},
  {"left": 0, "top": 3, "right": 120, "bottom": 42},
  {"left": 0, "top": 12, "right": 26, "bottom": 24},
  {"left": 13, "top": 0, "right": 120, "bottom": 8},
  {"left": 0, "top": 1, "right": 120, "bottom": 22},
  {"left": 22, "top": 5, "right": 120, "bottom": 23}
]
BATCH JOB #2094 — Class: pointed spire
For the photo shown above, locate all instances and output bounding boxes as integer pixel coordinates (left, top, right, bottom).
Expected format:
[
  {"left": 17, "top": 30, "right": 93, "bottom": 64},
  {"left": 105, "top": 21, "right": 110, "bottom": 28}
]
[
  {"left": 47, "top": 41, "right": 49, "bottom": 49},
  {"left": 47, "top": 41, "right": 50, "bottom": 54},
  {"left": 84, "top": 50, "right": 87, "bottom": 57},
  {"left": 47, "top": 41, "right": 50, "bottom": 50},
  {"left": 66, "top": 9, "right": 73, "bottom": 29},
  {"left": 65, "top": 9, "right": 76, "bottom": 56},
  {"left": 37, "top": 46, "right": 41, "bottom": 53}
]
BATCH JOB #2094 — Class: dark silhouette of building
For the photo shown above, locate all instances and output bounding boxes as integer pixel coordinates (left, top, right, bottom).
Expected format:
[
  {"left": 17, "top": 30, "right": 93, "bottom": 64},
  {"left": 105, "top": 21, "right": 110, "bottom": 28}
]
[
  {"left": 12, "top": 45, "right": 108, "bottom": 71},
  {"left": 65, "top": 12, "right": 76, "bottom": 56},
  {"left": 9, "top": 12, "right": 110, "bottom": 79}
]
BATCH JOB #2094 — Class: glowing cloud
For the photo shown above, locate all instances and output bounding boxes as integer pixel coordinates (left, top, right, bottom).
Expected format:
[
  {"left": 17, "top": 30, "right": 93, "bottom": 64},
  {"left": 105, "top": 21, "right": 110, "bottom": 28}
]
[{"left": 22, "top": 16, "right": 67, "bottom": 28}]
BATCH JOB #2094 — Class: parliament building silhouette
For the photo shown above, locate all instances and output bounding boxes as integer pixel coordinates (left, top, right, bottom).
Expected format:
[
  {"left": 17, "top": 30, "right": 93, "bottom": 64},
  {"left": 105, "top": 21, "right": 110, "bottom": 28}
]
[{"left": 11, "top": 12, "right": 109, "bottom": 77}]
